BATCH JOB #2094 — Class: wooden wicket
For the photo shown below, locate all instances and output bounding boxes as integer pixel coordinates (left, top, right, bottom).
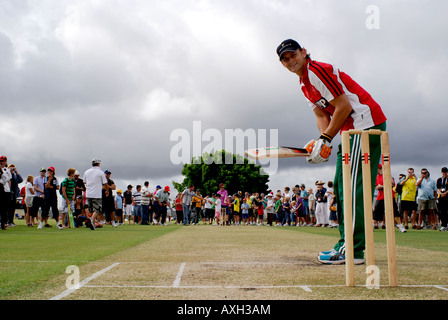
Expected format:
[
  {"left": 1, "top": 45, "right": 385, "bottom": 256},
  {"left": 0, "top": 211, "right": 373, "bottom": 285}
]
[
  {"left": 342, "top": 129, "right": 397, "bottom": 287},
  {"left": 220, "top": 208, "right": 227, "bottom": 226}
]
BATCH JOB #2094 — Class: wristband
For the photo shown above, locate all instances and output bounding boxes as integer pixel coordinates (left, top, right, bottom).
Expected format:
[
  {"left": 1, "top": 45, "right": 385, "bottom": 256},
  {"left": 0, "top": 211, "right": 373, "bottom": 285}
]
[{"left": 319, "top": 133, "right": 333, "bottom": 143}]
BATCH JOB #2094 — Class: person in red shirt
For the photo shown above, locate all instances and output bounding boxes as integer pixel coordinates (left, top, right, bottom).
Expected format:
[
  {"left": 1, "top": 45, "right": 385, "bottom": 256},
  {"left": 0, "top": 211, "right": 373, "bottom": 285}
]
[
  {"left": 374, "top": 164, "right": 406, "bottom": 232},
  {"left": 277, "top": 39, "right": 387, "bottom": 264},
  {"left": 175, "top": 194, "right": 183, "bottom": 225}
]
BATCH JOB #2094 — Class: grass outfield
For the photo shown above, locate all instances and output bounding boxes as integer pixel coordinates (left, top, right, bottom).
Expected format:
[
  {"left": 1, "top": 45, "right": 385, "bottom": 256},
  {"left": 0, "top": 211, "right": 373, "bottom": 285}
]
[{"left": 0, "top": 219, "right": 447, "bottom": 300}]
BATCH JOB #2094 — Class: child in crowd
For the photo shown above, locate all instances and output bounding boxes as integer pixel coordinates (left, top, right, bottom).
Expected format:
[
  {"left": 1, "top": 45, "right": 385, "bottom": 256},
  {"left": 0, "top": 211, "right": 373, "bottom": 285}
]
[
  {"left": 233, "top": 194, "right": 240, "bottom": 225},
  {"left": 214, "top": 194, "right": 222, "bottom": 226},
  {"left": 257, "top": 196, "right": 264, "bottom": 226},
  {"left": 295, "top": 194, "right": 305, "bottom": 226},
  {"left": 25, "top": 175, "right": 35, "bottom": 227},
  {"left": 204, "top": 195, "right": 214, "bottom": 225},
  {"left": 308, "top": 188, "right": 316, "bottom": 226},
  {"left": 328, "top": 196, "right": 338, "bottom": 228},
  {"left": 175, "top": 193, "right": 183, "bottom": 225},
  {"left": 115, "top": 189, "right": 124, "bottom": 225},
  {"left": 274, "top": 194, "right": 283, "bottom": 226},
  {"left": 241, "top": 198, "right": 249, "bottom": 225},
  {"left": 290, "top": 200, "right": 297, "bottom": 226},
  {"left": 283, "top": 197, "right": 291, "bottom": 226}
]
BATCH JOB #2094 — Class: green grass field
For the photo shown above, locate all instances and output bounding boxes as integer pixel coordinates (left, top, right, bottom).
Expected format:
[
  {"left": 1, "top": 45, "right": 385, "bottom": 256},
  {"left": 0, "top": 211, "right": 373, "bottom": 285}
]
[
  {"left": 0, "top": 220, "right": 180, "bottom": 299},
  {"left": 1, "top": 218, "right": 447, "bottom": 300}
]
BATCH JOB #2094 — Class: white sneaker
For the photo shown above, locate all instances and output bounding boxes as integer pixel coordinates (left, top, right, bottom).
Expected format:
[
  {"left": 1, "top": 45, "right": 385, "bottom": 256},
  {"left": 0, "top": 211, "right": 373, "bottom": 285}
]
[
  {"left": 318, "top": 248, "right": 338, "bottom": 256},
  {"left": 38, "top": 222, "right": 43, "bottom": 229},
  {"left": 398, "top": 224, "right": 407, "bottom": 233},
  {"left": 318, "top": 252, "right": 365, "bottom": 265}
]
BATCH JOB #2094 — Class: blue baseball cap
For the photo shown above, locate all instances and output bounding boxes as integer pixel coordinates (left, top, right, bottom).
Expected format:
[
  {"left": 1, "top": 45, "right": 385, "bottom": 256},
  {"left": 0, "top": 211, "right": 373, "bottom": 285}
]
[{"left": 277, "top": 39, "right": 302, "bottom": 60}]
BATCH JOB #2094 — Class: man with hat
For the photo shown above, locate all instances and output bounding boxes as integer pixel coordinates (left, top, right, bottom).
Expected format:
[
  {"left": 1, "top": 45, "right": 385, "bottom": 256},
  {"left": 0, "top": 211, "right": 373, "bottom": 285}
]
[
  {"left": 314, "top": 181, "right": 328, "bottom": 227},
  {"left": 265, "top": 193, "right": 275, "bottom": 226},
  {"left": 33, "top": 167, "right": 47, "bottom": 229},
  {"left": 416, "top": 168, "right": 438, "bottom": 230},
  {"left": 115, "top": 189, "right": 124, "bottom": 225},
  {"left": 400, "top": 168, "right": 418, "bottom": 229},
  {"left": 83, "top": 158, "right": 109, "bottom": 230},
  {"left": 154, "top": 186, "right": 170, "bottom": 225},
  {"left": 277, "top": 39, "right": 387, "bottom": 264},
  {"left": 42, "top": 166, "right": 60, "bottom": 228}
]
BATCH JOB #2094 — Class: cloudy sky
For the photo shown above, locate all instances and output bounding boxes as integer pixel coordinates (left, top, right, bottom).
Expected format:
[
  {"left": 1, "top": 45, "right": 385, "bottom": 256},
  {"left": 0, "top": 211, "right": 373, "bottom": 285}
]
[{"left": 1, "top": 0, "right": 447, "bottom": 194}]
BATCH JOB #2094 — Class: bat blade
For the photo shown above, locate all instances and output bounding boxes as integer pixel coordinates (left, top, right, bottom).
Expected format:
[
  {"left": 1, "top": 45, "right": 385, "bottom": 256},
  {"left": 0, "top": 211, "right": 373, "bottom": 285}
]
[
  {"left": 244, "top": 146, "right": 310, "bottom": 160},
  {"left": 68, "top": 203, "right": 75, "bottom": 228}
]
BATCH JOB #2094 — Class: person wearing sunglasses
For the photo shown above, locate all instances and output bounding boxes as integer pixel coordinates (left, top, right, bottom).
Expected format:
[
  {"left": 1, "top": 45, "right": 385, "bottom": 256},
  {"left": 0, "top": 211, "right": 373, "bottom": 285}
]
[{"left": 416, "top": 169, "right": 438, "bottom": 230}]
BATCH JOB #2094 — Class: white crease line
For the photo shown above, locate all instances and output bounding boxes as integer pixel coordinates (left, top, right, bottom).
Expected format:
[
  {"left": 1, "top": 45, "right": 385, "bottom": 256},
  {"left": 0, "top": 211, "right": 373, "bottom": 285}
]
[
  {"left": 434, "top": 285, "right": 448, "bottom": 292},
  {"left": 49, "top": 262, "right": 120, "bottom": 300},
  {"left": 172, "top": 262, "right": 186, "bottom": 287},
  {"left": 301, "top": 286, "right": 313, "bottom": 292},
  {"left": 82, "top": 284, "right": 448, "bottom": 292},
  {"left": 83, "top": 284, "right": 329, "bottom": 290},
  {"left": 2, "top": 260, "right": 448, "bottom": 265}
]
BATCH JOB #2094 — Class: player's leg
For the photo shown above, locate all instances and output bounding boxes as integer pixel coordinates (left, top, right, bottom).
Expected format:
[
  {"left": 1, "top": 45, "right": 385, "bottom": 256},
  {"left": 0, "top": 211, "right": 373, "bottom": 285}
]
[
  {"left": 320, "top": 123, "right": 385, "bottom": 264},
  {"left": 330, "top": 133, "right": 365, "bottom": 259}
]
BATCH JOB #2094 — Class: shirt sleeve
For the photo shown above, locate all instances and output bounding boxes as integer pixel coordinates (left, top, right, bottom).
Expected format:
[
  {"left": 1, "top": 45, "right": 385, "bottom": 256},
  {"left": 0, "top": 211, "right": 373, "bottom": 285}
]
[{"left": 101, "top": 173, "right": 107, "bottom": 185}]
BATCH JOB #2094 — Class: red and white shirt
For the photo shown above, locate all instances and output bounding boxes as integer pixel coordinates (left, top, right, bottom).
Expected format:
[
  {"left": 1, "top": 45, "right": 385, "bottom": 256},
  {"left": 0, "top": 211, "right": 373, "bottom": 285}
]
[{"left": 299, "top": 59, "right": 387, "bottom": 133}]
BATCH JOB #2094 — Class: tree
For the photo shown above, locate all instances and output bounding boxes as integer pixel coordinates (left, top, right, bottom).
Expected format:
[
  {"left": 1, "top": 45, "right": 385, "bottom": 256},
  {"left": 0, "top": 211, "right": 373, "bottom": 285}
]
[{"left": 172, "top": 150, "right": 269, "bottom": 196}]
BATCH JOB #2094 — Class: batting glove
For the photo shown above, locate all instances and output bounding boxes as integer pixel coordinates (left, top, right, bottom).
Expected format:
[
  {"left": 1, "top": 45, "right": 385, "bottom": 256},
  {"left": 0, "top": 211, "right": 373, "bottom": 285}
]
[{"left": 304, "top": 134, "right": 333, "bottom": 164}]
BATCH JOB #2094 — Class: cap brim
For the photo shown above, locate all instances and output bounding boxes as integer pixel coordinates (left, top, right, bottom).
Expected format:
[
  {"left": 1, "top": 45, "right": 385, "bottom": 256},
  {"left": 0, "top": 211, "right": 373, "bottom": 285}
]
[{"left": 279, "top": 48, "right": 295, "bottom": 59}]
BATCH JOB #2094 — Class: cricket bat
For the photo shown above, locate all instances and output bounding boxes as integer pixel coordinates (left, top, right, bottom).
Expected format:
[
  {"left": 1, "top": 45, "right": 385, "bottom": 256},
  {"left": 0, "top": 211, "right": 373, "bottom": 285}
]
[
  {"left": 68, "top": 203, "right": 75, "bottom": 228},
  {"left": 244, "top": 146, "right": 310, "bottom": 160}
]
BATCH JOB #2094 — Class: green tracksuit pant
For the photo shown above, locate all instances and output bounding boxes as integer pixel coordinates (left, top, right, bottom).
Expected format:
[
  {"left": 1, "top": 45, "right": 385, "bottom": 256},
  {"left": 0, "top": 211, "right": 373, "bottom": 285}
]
[{"left": 333, "top": 122, "right": 387, "bottom": 259}]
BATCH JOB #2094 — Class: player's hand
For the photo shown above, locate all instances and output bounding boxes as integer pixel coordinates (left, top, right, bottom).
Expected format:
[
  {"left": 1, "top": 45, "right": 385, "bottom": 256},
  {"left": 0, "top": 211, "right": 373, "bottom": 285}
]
[{"left": 304, "top": 134, "right": 332, "bottom": 164}]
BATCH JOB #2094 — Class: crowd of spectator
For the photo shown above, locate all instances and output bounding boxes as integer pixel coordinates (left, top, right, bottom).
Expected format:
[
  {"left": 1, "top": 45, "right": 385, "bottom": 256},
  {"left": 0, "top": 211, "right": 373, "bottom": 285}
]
[
  {"left": 0, "top": 154, "right": 447, "bottom": 233},
  {"left": 174, "top": 165, "right": 448, "bottom": 233},
  {"left": 175, "top": 182, "right": 326, "bottom": 227}
]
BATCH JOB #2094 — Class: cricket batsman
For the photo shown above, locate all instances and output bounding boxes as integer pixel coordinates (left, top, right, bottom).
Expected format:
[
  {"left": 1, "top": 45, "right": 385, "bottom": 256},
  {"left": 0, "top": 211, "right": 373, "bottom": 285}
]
[{"left": 277, "top": 39, "right": 387, "bottom": 264}]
